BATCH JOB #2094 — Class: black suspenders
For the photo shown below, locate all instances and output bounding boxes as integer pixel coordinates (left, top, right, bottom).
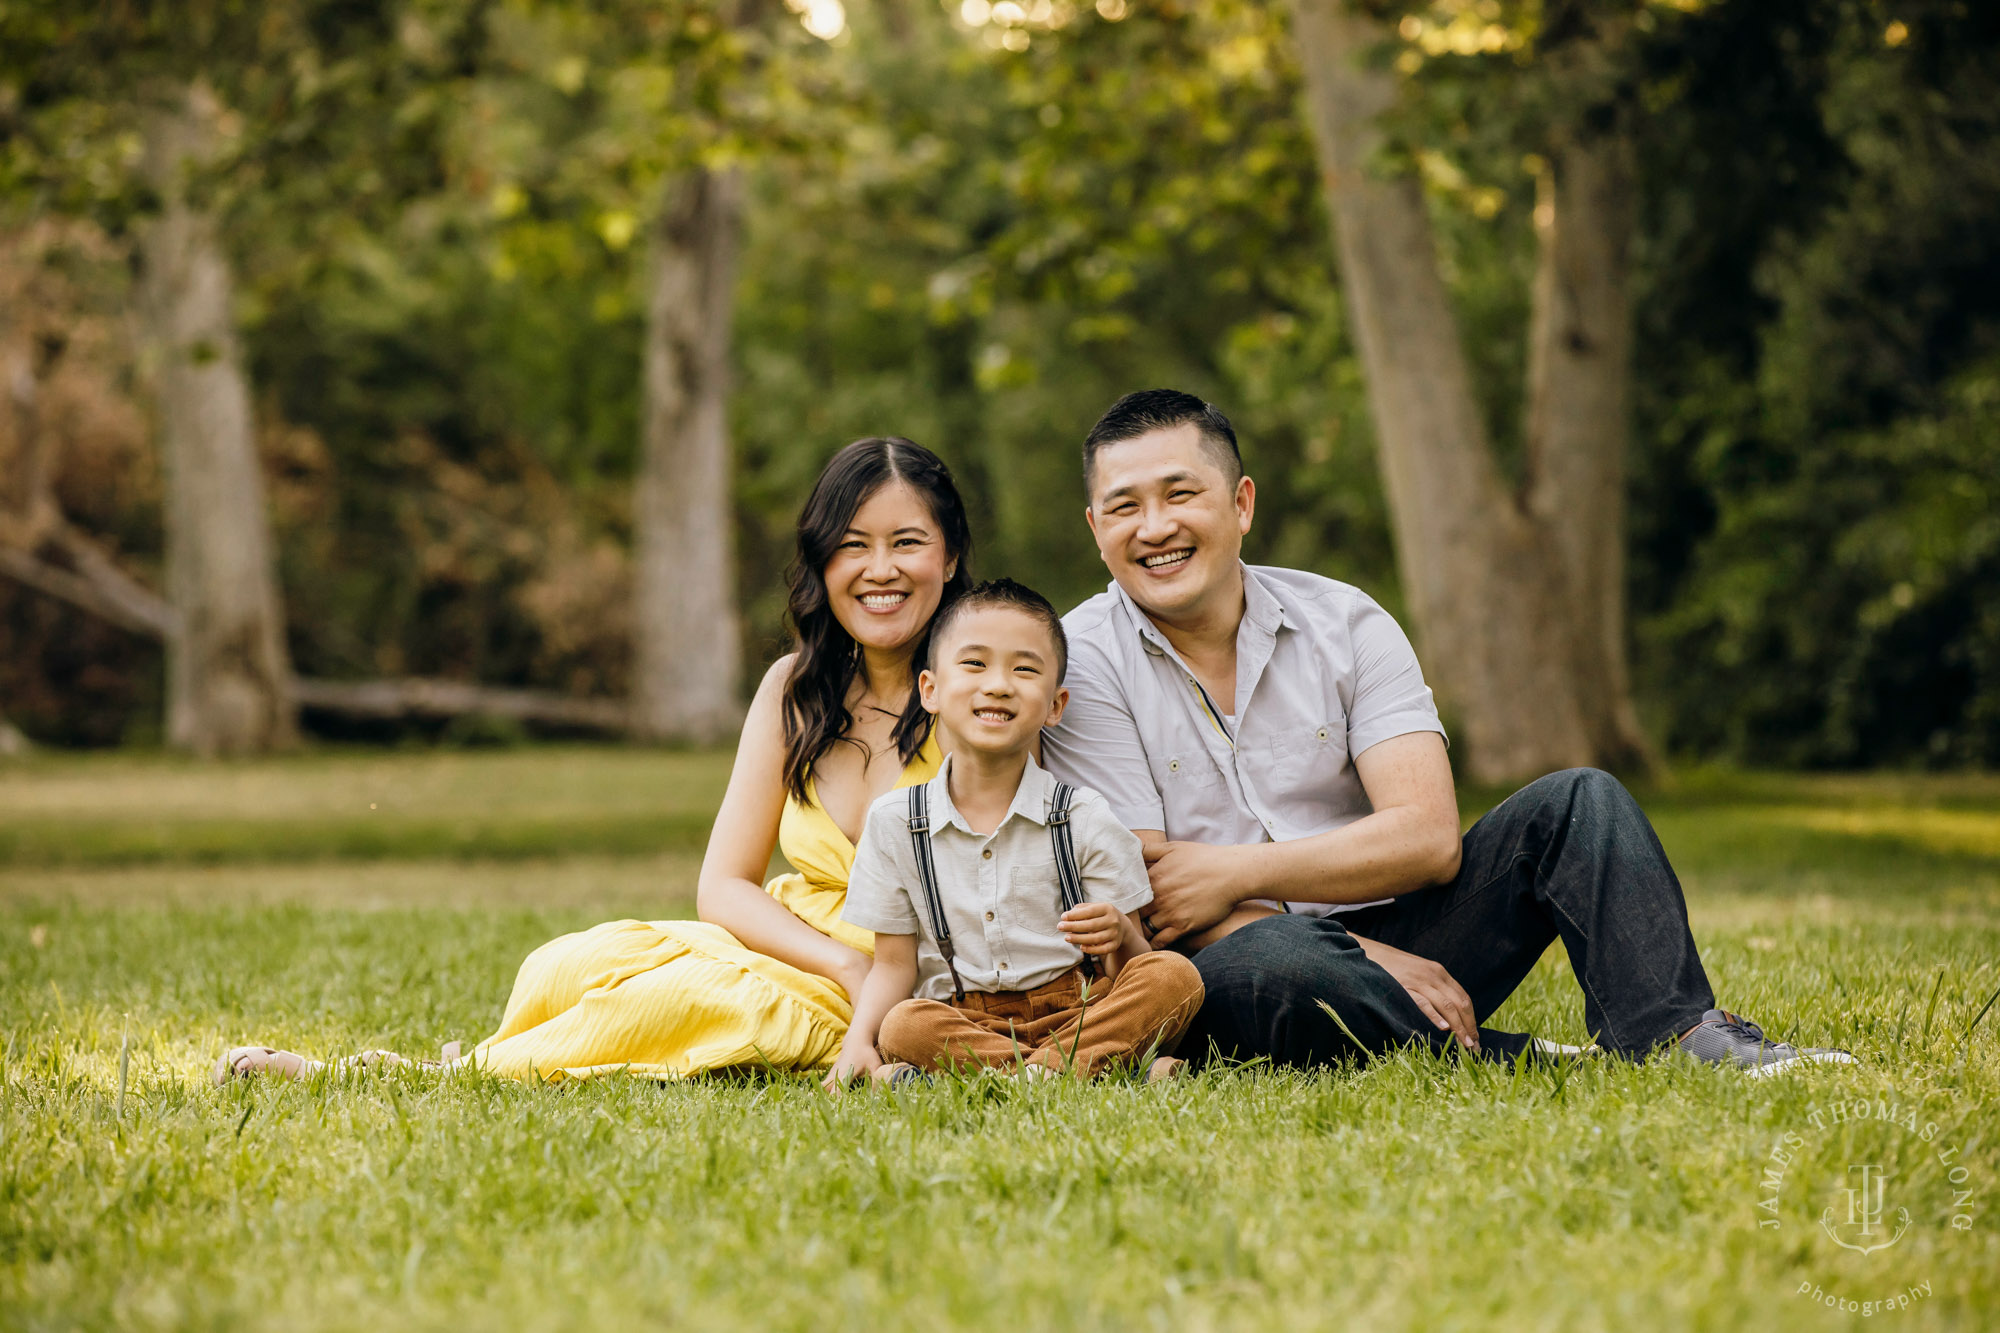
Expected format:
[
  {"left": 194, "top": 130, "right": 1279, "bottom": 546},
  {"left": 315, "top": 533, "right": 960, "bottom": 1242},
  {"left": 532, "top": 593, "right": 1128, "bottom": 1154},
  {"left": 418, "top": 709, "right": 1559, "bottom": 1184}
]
[
  {"left": 905, "top": 783, "right": 966, "bottom": 1002},
  {"left": 905, "top": 778, "right": 1099, "bottom": 1005},
  {"left": 1047, "top": 780, "right": 1102, "bottom": 980}
]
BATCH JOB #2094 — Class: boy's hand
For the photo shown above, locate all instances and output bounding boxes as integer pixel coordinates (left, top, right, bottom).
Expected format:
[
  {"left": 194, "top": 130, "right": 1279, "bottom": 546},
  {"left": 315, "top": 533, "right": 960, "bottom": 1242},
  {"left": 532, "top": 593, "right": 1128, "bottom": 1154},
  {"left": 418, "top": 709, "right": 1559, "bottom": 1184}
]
[
  {"left": 823, "top": 1038, "right": 883, "bottom": 1094},
  {"left": 1059, "top": 901, "right": 1125, "bottom": 956}
]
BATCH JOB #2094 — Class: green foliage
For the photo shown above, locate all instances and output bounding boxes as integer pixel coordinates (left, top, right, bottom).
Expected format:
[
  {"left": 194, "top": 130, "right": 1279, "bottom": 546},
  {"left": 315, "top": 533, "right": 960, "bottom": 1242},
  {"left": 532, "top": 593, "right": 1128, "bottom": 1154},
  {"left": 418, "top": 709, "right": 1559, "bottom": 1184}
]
[
  {"left": 733, "top": 0, "right": 1396, "bottom": 647},
  {"left": 1631, "top": 1, "right": 2000, "bottom": 765},
  {"left": 3, "top": 0, "right": 1999, "bottom": 766}
]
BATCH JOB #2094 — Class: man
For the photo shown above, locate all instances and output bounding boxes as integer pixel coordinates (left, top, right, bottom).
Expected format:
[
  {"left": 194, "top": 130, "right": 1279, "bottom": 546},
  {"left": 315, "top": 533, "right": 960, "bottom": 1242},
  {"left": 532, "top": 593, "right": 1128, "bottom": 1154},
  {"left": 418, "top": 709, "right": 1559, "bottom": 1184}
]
[{"left": 1041, "top": 389, "right": 1852, "bottom": 1071}]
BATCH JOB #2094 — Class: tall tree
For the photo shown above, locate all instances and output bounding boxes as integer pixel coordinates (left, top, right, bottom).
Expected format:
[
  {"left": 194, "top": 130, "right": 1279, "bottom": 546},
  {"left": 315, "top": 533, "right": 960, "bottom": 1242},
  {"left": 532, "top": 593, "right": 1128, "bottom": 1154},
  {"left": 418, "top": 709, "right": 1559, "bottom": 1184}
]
[
  {"left": 633, "top": 165, "right": 745, "bottom": 742},
  {"left": 137, "top": 81, "right": 296, "bottom": 754},
  {"left": 1289, "top": 0, "right": 1652, "bottom": 782}
]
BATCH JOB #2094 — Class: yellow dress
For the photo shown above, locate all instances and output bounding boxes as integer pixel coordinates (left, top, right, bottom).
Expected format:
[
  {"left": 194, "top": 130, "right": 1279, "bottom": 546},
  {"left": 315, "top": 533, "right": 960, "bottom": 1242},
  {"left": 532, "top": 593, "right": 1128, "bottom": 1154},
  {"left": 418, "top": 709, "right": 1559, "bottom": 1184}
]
[{"left": 471, "top": 735, "right": 942, "bottom": 1082}]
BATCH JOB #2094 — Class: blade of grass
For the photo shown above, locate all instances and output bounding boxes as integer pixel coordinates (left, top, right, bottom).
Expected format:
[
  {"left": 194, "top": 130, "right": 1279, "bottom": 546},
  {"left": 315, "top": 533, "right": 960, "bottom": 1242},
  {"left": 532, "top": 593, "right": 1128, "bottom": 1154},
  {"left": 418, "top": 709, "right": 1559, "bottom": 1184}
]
[
  {"left": 1919, "top": 967, "right": 1948, "bottom": 1047},
  {"left": 114, "top": 1021, "right": 130, "bottom": 1123},
  {"left": 1951, "top": 977, "right": 2000, "bottom": 1077},
  {"left": 1315, "top": 998, "right": 1367, "bottom": 1062}
]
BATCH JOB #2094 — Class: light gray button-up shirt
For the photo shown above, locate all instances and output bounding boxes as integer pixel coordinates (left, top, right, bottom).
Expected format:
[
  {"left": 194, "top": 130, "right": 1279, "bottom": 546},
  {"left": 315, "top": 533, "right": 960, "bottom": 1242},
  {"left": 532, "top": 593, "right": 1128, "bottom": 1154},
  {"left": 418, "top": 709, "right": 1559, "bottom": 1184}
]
[
  {"left": 841, "top": 753, "right": 1153, "bottom": 1000},
  {"left": 1042, "top": 564, "right": 1447, "bottom": 916}
]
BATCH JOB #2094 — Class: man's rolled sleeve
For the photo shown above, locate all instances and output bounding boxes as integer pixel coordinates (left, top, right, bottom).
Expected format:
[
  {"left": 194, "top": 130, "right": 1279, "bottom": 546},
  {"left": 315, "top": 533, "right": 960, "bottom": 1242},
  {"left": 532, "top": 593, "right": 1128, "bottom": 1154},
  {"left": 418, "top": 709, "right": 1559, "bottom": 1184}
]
[
  {"left": 837, "top": 803, "right": 922, "bottom": 936},
  {"left": 1345, "top": 592, "right": 1449, "bottom": 758},
  {"left": 1074, "top": 790, "right": 1154, "bottom": 917},
  {"left": 1041, "top": 645, "right": 1166, "bottom": 833}
]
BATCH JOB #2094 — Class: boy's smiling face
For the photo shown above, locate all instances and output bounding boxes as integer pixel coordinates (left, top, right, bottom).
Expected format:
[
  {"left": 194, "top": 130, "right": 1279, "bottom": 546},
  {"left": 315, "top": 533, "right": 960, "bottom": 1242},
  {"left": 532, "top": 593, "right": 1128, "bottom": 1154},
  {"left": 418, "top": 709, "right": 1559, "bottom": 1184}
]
[{"left": 919, "top": 605, "right": 1069, "bottom": 760}]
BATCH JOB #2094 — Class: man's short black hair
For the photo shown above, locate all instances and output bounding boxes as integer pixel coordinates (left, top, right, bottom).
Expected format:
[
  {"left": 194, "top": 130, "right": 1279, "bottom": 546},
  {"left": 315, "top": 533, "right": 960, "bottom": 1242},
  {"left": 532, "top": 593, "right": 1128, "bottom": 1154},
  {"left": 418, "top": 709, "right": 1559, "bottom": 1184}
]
[
  {"left": 1082, "top": 388, "right": 1243, "bottom": 496},
  {"left": 927, "top": 578, "right": 1069, "bottom": 684}
]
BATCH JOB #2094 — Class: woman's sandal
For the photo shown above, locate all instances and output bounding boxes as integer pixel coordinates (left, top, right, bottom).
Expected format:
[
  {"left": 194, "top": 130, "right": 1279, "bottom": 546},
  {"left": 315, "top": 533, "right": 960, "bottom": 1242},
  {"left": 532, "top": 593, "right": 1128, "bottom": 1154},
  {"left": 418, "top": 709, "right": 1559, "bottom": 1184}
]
[
  {"left": 211, "top": 1046, "right": 326, "bottom": 1086},
  {"left": 213, "top": 1041, "right": 464, "bottom": 1087}
]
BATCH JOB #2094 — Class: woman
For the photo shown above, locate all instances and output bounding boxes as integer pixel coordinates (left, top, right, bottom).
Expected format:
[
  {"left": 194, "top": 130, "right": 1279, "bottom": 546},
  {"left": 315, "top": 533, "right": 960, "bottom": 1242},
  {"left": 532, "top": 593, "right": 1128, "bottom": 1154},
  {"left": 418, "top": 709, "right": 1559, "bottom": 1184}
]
[{"left": 217, "top": 436, "right": 971, "bottom": 1082}]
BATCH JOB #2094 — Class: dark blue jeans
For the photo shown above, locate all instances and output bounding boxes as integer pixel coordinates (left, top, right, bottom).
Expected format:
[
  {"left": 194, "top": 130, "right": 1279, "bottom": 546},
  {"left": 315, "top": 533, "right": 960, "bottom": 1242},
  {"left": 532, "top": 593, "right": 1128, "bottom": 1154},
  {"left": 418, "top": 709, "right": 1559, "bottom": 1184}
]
[{"left": 1180, "top": 768, "right": 1715, "bottom": 1066}]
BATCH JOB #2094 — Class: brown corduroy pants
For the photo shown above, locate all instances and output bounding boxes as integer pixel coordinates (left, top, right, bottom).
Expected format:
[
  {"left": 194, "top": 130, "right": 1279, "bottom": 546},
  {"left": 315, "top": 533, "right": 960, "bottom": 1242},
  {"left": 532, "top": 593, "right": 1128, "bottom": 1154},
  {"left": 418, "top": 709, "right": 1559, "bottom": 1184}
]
[{"left": 878, "top": 951, "right": 1204, "bottom": 1078}]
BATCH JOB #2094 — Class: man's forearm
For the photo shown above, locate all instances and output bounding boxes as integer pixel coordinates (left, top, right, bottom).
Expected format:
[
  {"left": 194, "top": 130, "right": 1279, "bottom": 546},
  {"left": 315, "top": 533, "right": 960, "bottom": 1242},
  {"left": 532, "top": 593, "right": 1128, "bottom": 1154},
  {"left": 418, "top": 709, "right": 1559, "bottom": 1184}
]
[{"left": 1221, "top": 804, "right": 1461, "bottom": 906}]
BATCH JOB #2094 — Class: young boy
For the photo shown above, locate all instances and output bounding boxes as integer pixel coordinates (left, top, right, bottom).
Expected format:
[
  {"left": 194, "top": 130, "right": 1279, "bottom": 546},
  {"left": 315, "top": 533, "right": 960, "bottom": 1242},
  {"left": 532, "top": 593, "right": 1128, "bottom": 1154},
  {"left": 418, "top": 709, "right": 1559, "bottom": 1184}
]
[{"left": 827, "top": 579, "right": 1203, "bottom": 1089}]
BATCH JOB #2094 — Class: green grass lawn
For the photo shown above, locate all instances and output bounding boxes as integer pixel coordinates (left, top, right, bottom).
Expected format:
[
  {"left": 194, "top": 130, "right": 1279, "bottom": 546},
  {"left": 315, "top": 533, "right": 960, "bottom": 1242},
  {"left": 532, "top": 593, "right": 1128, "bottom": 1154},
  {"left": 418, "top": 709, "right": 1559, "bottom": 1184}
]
[{"left": 2, "top": 750, "right": 1997, "bottom": 1331}]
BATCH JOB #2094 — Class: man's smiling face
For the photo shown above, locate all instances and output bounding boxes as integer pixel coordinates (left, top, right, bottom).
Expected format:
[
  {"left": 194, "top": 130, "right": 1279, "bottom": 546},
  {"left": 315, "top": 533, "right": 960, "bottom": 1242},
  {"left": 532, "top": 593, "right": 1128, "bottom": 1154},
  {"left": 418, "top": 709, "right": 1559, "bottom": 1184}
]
[{"left": 1085, "top": 422, "right": 1254, "bottom": 626}]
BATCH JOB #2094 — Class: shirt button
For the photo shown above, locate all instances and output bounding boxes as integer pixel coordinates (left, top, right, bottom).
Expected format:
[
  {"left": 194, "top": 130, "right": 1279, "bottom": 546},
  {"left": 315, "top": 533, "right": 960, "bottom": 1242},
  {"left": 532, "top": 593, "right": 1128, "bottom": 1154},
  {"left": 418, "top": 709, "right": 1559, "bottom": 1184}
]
[
  {"left": 984, "top": 911, "right": 995, "bottom": 922},
  {"left": 981, "top": 849, "right": 993, "bottom": 860}
]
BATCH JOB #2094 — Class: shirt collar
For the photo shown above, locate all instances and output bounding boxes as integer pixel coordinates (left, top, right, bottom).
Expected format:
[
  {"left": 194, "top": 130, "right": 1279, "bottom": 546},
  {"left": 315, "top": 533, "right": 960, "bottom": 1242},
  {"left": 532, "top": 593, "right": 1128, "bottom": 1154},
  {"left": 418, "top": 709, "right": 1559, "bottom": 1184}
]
[
  {"left": 1108, "top": 561, "right": 1289, "bottom": 658},
  {"left": 1242, "top": 564, "right": 1289, "bottom": 635},
  {"left": 928, "top": 750, "right": 1059, "bottom": 834}
]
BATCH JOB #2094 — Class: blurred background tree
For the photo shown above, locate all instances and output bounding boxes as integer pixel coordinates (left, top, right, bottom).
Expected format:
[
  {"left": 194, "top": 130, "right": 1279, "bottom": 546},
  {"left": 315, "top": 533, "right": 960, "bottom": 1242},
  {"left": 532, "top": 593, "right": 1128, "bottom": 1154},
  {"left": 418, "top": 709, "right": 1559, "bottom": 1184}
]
[{"left": 0, "top": 0, "right": 1994, "bottom": 773}]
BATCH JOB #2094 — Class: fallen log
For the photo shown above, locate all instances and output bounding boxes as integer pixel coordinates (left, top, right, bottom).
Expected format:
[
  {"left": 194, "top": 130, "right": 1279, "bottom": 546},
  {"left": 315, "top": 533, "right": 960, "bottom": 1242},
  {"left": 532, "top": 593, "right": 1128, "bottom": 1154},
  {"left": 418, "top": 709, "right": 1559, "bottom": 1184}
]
[
  {"left": 0, "top": 545, "right": 633, "bottom": 735},
  {"left": 291, "top": 676, "right": 631, "bottom": 733}
]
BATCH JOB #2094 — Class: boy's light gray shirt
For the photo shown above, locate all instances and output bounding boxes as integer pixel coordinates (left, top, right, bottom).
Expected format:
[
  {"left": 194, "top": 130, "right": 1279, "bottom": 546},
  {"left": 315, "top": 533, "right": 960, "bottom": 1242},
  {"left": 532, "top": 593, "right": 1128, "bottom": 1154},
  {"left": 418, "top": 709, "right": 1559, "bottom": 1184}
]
[
  {"left": 1041, "top": 564, "right": 1446, "bottom": 917},
  {"left": 841, "top": 753, "right": 1153, "bottom": 1001}
]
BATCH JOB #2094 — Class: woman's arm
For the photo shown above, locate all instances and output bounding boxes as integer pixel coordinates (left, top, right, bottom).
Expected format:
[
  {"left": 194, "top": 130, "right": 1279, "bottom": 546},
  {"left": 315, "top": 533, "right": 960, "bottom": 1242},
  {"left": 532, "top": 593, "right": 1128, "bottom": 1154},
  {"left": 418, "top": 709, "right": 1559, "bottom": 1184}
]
[
  {"left": 696, "top": 655, "right": 874, "bottom": 1000},
  {"left": 824, "top": 933, "right": 919, "bottom": 1090}
]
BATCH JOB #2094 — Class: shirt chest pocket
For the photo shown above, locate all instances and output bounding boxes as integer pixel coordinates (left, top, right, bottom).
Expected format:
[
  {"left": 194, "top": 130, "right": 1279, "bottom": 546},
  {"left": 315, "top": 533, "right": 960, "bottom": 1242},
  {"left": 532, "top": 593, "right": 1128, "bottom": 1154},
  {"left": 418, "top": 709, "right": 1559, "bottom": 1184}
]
[
  {"left": 1006, "top": 861, "right": 1062, "bottom": 924},
  {"left": 1153, "top": 750, "right": 1225, "bottom": 796},
  {"left": 1266, "top": 718, "right": 1348, "bottom": 790}
]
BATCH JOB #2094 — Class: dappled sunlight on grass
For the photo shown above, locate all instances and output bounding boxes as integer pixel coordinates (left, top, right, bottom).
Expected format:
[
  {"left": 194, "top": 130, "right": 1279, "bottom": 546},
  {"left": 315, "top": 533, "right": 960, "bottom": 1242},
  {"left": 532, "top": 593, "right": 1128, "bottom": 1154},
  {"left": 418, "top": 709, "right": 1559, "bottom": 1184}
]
[
  {"left": 0, "top": 855, "right": 707, "bottom": 913},
  {"left": 1764, "top": 804, "right": 2000, "bottom": 859}
]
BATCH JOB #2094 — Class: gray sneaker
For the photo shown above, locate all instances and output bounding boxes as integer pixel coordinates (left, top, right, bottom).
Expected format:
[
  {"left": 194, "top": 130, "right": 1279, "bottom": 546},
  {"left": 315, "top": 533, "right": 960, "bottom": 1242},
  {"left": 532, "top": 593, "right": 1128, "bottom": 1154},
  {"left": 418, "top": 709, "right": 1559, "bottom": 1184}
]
[{"left": 1677, "top": 1009, "right": 1856, "bottom": 1077}]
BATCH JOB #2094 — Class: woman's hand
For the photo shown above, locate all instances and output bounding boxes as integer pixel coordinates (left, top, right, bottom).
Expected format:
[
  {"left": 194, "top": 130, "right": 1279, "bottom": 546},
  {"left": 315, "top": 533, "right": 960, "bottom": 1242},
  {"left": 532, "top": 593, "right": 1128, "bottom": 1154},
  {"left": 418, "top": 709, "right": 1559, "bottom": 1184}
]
[
  {"left": 1058, "top": 902, "right": 1126, "bottom": 956},
  {"left": 822, "top": 1036, "right": 883, "bottom": 1093}
]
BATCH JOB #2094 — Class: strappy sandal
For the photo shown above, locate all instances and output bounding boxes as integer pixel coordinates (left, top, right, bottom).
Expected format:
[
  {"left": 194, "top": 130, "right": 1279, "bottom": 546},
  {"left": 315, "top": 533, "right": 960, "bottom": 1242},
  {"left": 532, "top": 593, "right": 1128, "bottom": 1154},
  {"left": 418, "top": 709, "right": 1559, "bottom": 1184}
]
[
  {"left": 213, "top": 1042, "right": 464, "bottom": 1087},
  {"left": 212, "top": 1046, "right": 326, "bottom": 1087}
]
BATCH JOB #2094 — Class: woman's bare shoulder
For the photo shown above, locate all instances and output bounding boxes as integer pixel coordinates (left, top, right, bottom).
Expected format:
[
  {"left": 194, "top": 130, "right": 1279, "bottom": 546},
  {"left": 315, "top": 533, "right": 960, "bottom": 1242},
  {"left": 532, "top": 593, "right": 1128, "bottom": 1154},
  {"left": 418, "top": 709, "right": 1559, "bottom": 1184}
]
[
  {"left": 742, "top": 654, "right": 797, "bottom": 716},
  {"left": 756, "top": 653, "right": 798, "bottom": 695}
]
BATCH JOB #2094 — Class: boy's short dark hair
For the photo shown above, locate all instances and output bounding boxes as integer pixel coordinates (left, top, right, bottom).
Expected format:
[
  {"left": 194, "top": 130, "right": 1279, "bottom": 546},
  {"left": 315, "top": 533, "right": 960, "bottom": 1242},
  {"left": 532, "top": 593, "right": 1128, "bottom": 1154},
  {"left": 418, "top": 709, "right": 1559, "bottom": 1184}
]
[
  {"left": 928, "top": 578, "right": 1069, "bottom": 683},
  {"left": 1082, "top": 388, "right": 1243, "bottom": 496}
]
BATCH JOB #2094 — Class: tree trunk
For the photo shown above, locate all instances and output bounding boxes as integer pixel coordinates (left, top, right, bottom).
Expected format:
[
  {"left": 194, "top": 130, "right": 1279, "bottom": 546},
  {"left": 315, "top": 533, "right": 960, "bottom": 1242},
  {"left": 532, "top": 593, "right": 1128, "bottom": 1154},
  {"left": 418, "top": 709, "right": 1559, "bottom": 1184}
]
[
  {"left": 633, "top": 166, "right": 744, "bottom": 744},
  {"left": 137, "top": 83, "right": 296, "bottom": 756},
  {"left": 1521, "top": 71, "right": 1654, "bottom": 774},
  {"left": 1289, "top": 0, "right": 1653, "bottom": 782}
]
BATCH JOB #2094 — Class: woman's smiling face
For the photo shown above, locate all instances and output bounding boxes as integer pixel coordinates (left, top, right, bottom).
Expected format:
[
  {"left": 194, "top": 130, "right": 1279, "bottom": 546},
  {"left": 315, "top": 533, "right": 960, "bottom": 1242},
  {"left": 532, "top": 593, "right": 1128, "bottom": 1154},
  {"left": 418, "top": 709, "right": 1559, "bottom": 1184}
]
[{"left": 823, "top": 480, "right": 957, "bottom": 657}]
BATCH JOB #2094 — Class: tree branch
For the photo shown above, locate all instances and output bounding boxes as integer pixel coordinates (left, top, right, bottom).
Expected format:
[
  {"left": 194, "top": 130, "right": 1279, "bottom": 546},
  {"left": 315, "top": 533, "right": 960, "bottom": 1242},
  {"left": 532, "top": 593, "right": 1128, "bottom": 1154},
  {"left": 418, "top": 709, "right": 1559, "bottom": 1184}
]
[{"left": 0, "top": 541, "right": 180, "bottom": 638}]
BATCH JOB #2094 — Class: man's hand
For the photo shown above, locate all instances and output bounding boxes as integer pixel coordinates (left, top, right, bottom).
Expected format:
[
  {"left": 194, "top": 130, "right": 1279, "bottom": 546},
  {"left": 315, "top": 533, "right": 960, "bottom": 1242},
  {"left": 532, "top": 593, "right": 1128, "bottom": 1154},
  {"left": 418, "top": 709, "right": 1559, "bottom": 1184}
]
[
  {"left": 1140, "top": 840, "right": 1244, "bottom": 946},
  {"left": 1351, "top": 934, "right": 1479, "bottom": 1052},
  {"left": 1059, "top": 902, "right": 1126, "bottom": 956},
  {"left": 822, "top": 1036, "right": 883, "bottom": 1093}
]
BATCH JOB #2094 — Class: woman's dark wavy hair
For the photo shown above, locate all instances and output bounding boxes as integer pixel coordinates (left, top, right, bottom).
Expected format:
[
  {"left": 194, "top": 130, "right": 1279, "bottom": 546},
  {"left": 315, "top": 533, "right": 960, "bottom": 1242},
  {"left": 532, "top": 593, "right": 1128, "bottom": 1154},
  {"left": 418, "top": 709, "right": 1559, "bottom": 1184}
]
[{"left": 781, "top": 437, "right": 972, "bottom": 803}]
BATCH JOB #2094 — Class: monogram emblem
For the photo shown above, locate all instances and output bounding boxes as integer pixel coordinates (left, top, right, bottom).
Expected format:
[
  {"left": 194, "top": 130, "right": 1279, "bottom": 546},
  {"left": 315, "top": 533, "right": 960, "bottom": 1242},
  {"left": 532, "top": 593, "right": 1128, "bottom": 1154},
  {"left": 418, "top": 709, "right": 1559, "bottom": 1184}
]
[{"left": 1819, "top": 1164, "right": 1912, "bottom": 1255}]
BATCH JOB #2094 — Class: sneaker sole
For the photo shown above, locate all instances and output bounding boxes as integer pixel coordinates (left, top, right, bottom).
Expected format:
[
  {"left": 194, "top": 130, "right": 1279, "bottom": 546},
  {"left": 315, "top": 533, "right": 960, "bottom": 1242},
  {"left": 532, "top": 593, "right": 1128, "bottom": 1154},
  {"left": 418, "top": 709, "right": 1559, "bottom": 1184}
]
[
  {"left": 1531, "top": 1039, "right": 1601, "bottom": 1057},
  {"left": 1743, "top": 1050, "right": 1859, "bottom": 1078}
]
